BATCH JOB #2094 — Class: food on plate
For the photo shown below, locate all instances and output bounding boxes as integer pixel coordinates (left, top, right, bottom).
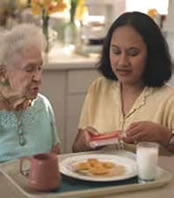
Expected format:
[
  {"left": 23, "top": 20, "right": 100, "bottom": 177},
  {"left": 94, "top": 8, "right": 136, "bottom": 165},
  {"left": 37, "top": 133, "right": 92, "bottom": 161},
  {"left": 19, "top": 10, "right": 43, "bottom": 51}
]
[
  {"left": 102, "top": 161, "right": 115, "bottom": 169},
  {"left": 90, "top": 165, "right": 109, "bottom": 175},
  {"left": 76, "top": 161, "right": 90, "bottom": 170},
  {"left": 88, "top": 158, "right": 99, "bottom": 167},
  {"left": 74, "top": 158, "right": 125, "bottom": 177}
]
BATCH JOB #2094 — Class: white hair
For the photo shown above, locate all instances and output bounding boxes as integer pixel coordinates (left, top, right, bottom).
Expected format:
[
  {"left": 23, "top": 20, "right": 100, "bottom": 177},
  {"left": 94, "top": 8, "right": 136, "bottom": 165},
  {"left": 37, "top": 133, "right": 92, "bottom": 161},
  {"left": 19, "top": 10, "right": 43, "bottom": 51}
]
[{"left": 0, "top": 23, "right": 47, "bottom": 68}]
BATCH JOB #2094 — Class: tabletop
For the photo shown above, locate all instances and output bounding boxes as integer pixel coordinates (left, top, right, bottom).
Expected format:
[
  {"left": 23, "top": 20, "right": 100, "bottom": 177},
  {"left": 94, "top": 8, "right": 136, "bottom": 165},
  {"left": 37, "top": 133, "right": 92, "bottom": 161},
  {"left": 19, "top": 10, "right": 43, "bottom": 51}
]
[{"left": 0, "top": 151, "right": 173, "bottom": 198}]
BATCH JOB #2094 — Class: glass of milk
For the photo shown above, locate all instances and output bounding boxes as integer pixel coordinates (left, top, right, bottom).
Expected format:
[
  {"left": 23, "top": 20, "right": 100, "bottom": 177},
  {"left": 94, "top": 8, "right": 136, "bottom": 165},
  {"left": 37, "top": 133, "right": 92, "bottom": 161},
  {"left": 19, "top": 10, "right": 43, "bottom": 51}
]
[{"left": 136, "top": 142, "right": 159, "bottom": 183}]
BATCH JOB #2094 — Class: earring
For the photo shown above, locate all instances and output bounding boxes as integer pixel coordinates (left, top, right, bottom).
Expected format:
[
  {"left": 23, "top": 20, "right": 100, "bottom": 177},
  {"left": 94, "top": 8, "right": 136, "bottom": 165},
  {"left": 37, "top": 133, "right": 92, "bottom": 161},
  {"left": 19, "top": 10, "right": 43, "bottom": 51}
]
[{"left": 1, "top": 79, "right": 9, "bottom": 87}]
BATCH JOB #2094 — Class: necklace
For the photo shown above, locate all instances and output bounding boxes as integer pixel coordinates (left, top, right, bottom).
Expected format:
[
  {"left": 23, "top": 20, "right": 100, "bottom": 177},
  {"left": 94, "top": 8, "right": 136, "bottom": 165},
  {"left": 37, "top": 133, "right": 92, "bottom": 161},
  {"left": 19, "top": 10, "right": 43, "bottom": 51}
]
[
  {"left": 0, "top": 91, "right": 32, "bottom": 145},
  {"left": 15, "top": 111, "right": 26, "bottom": 146}
]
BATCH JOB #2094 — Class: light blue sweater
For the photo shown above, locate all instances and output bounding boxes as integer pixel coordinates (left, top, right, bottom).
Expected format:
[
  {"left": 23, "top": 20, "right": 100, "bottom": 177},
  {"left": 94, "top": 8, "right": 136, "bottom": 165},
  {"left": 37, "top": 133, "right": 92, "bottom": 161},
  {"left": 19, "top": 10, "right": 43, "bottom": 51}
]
[{"left": 0, "top": 94, "right": 59, "bottom": 162}]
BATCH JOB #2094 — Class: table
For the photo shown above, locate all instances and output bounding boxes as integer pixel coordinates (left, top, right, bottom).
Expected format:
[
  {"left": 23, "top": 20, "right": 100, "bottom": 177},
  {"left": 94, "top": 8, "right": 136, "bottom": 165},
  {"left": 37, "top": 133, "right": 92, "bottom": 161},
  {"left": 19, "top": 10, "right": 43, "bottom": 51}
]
[{"left": 0, "top": 152, "right": 173, "bottom": 198}]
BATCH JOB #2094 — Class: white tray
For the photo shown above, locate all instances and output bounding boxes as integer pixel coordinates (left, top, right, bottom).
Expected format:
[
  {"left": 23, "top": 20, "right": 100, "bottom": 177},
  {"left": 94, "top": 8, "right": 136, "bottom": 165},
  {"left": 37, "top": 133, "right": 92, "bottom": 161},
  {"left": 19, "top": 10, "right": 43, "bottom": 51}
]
[{"left": 0, "top": 151, "right": 172, "bottom": 198}]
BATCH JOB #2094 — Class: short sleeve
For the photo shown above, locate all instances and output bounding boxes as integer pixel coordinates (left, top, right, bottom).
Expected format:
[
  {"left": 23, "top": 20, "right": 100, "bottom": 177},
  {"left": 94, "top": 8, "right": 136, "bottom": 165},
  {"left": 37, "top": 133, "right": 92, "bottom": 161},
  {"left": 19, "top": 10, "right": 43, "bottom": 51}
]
[
  {"left": 163, "top": 93, "right": 174, "bottom": 130},
  {"left": 78, "top": 91, "right": 91, "bottom": 129},
  {"left": 78, "top": 77, "right": 104, "bottom": 129}
]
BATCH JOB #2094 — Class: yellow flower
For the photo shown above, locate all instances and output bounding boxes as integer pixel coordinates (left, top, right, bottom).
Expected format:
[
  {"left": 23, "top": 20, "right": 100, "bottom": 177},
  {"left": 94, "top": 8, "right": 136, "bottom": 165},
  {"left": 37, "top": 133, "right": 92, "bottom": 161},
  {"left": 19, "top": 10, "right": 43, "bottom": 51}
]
[
  {"left": 75, "top": 0, "right": 87, "bottom": 21},
  {"left": 47, "top": 0, "right": 67, "bottom": 14},
  {"left": 147, "top": 9, "right": 158, "bottom": 18},
  {"left": 31, "top": 0, "right": 67, "bottom": 16}
]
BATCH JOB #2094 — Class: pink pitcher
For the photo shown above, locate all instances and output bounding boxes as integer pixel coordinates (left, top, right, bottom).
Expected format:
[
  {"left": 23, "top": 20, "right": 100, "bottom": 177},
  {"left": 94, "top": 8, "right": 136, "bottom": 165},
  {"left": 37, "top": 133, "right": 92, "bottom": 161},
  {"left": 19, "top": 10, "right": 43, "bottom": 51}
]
[{"left": 20, "top": 153, "right": 60, "bottom": 191}]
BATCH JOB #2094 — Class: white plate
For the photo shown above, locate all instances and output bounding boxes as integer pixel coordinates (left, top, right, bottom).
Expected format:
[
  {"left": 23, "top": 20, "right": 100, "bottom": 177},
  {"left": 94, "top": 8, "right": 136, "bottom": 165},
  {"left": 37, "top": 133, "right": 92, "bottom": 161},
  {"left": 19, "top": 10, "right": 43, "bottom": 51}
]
[{"left": 60, "top": 154, "right": 137, "bottom": 182}]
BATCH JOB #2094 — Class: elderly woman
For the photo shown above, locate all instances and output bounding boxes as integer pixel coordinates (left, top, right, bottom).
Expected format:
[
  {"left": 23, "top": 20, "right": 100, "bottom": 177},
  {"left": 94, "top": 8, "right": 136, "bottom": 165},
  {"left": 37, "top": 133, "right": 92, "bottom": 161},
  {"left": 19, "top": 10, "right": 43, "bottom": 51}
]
[
  {"left": 73, "top": 12, "right": 174, "bottom": 154},
  {"left": 0, "top": 24, "right": 60, "bottom": 162}
]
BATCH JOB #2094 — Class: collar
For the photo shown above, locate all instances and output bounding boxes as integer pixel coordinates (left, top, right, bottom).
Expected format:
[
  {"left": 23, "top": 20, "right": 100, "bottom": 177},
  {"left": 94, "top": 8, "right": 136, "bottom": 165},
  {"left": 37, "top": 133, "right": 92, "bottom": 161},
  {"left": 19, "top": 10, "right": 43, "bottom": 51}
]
[{"left": 114, "top": 82, "right": 154, "bottom": 118}]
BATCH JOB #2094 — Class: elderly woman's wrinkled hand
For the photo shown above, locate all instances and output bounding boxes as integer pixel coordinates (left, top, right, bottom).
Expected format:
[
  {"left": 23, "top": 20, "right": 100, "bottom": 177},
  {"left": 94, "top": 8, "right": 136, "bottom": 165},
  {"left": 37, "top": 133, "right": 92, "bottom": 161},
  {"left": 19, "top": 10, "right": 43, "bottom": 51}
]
[{"left": 123, "top": 121, "right": 171, "bottom": 145}]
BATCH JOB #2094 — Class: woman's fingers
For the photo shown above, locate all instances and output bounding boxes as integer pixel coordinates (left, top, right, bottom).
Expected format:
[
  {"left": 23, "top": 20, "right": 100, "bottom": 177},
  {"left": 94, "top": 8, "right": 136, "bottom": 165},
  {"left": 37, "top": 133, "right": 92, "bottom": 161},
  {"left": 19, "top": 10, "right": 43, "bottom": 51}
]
[
  {"left": 83, "top": 130, "right": 91, "bottom": 143},
  {"left": 126, "top": 124, "right": 141, "bottom": 137},
  {"left": 124, "top": 132, "right": 148, "bottom": 144},
  {"left": 78, "top": 128, "right": 97, "bottom": 150},
  {"left": 86, "top": 126, "right": 99, "bottom": 135}
]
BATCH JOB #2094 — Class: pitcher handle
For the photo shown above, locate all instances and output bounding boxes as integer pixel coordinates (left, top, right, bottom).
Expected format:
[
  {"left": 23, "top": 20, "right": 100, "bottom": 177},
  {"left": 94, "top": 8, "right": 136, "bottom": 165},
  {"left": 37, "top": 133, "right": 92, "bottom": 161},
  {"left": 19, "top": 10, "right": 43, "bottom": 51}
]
[{"left": 20, "top": 156, "right": 32, "bottom": 177}]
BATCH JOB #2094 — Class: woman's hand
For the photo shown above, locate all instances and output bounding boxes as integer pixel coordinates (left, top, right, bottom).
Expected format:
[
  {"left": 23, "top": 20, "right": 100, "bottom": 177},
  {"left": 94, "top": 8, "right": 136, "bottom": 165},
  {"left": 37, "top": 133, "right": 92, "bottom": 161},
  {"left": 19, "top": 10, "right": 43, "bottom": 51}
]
[
  {"left": 123, "top": 121, "right": 171, "bottom": 145},
  {"left": 72, "top": 127, "right": 99, "bottom": 152}
]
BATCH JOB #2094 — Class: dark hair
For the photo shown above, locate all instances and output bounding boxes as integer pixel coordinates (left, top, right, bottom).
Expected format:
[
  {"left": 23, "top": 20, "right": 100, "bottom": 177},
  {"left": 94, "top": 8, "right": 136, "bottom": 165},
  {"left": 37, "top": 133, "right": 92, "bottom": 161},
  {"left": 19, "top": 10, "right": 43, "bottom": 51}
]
[{"left": 97, "top": 11, "right": 172, "bottom": 87}]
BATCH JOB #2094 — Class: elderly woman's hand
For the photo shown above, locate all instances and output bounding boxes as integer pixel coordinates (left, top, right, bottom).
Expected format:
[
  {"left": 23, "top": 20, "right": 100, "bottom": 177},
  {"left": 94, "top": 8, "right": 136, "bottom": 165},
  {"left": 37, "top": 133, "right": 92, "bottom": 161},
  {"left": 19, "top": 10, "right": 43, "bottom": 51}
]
[
  {"left": 123, "top": 121, "right": 171, "bottom": 145},
  {"left": 72, "top": 127, "right": 99, "bottom": 152}
]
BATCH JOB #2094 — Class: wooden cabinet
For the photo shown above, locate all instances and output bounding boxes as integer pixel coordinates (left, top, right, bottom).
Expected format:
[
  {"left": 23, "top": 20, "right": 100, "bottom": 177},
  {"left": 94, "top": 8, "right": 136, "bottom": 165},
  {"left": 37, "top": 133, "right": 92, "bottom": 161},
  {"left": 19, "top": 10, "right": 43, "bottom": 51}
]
[{"left": 41, "top": 65, "right": 99, "bottom": 153}]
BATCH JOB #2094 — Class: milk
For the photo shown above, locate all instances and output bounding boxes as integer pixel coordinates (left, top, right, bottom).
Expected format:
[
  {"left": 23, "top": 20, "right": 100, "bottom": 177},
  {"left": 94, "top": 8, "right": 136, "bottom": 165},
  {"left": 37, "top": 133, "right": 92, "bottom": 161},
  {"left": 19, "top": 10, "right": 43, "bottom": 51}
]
[{"left": 136, "top": 143, "right": 159, "bottom": 182}]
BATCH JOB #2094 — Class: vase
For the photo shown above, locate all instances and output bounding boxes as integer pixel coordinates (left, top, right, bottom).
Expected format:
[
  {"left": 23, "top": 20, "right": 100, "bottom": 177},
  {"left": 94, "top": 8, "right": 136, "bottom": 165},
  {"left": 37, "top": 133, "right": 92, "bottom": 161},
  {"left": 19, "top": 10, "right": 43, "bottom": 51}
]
[
  {"left": 42, "top": 11, "right": 49, "bottom": 53},
  {"left": 64, "top": 0, "right": 79, "bottom": 51},
  {"left": 64, "top": 21, "right": 78, "bottom": 47}
]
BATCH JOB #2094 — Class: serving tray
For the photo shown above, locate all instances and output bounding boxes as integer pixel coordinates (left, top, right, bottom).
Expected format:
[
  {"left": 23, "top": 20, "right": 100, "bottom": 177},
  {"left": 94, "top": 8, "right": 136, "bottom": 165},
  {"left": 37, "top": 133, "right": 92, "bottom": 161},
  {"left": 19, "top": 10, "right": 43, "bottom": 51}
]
[{"left": 0, "top": 151, "right": 172, "bottom": 198}]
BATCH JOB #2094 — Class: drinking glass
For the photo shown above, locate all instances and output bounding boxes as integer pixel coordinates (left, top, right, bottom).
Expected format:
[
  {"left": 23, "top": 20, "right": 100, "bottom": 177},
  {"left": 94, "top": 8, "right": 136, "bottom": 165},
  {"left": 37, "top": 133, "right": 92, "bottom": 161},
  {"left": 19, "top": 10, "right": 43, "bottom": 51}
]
[{"left": 136, "top": 142, "right": 159, "bottom": 183}]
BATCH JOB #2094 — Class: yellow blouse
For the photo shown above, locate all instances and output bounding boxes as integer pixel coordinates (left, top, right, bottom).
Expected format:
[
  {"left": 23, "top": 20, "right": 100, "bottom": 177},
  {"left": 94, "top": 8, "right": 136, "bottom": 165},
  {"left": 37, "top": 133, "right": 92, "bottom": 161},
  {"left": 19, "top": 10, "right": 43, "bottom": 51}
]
[{"left": 79, "top": 77, "right": 174, "bottom": 154}]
